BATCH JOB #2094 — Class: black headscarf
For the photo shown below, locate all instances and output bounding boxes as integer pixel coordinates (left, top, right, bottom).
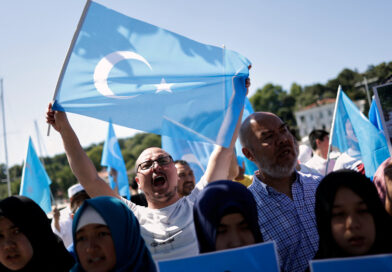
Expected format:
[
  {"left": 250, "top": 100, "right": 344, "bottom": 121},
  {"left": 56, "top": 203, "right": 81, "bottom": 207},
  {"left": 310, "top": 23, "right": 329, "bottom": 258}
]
[
  {"left": 0, "top": 196, "right": 74, "bottom": 272},
  {"left": 193, "top": 180, "right": 263, "bottom": 253},
  {"left": 314, "top": 169, "right": 392, "bottom": 259}
]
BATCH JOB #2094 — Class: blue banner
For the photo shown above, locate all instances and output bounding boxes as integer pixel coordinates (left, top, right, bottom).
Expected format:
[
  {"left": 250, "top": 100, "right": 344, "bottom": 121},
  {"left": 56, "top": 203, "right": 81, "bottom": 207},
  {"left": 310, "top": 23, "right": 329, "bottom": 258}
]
[
  {"left": 157, "top": 241, "right": 280, "bottom": 272},
  {"left": 101, "top": 121, "right": 130, "bottom": 199},
  {"left": 331, "top": 89, "right": 390, "bottom": 178},
  {"left": 310, "top": 254, "right": 392, "bottom": 272},
  {"left": 19, "top": 137, "right": 52, "bottom": 213},
  {"left": 53, "top": 1, "right": 249, "bottom": 148}
]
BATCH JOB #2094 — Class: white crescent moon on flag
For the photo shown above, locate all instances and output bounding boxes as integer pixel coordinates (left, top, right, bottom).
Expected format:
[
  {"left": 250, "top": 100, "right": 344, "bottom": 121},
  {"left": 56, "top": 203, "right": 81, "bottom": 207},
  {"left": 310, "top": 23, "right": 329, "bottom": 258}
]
[
  {"left": 108, "top": 136, "right": 122, "bottom": 160},
  {"left": 93, "top": 51, "right": 152, "bottom": 99}
]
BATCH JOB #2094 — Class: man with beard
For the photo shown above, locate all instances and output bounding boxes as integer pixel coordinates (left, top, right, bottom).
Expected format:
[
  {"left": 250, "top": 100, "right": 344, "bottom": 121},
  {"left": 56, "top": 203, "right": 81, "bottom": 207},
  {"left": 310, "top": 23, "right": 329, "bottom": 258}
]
[
  {"left": 46, "top": 101, "right": 242, "bottom": 261},
  {"left": 174, "top": 160, "right": 196, "bottom": 197},
  {"left": 239, "top": 112, "right": 321, "bottom": 272}
]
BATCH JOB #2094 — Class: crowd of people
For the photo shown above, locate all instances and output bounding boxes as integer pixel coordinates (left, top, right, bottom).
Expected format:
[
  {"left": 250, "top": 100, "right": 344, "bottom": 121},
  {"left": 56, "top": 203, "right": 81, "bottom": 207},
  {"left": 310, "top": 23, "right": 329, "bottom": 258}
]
[{"left": 0, "top": 78, "right": 392, "bottom": 271}]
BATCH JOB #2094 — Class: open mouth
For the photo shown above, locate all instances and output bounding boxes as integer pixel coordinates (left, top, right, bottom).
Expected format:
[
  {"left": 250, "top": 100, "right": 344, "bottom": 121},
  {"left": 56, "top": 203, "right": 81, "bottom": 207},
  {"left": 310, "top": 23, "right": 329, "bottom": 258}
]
[
  {"left": 6, "top": 254, "right": 20, "bottom": 261},
  {"left": 277, "top": 146, "right": 293, "bottom": 158},
  {"left": 88, "top": 256, "right": 105, "bottom": 264},
  {"left": 152, "top": 175, "right": 166, "bottom": 187}
]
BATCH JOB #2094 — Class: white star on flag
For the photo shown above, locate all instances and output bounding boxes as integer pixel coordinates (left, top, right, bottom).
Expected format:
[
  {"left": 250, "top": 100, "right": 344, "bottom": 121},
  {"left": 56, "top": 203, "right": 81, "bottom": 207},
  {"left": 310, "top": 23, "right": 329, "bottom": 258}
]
[{"left": 155, "top": 78, "right": 173, "bottom": 93}]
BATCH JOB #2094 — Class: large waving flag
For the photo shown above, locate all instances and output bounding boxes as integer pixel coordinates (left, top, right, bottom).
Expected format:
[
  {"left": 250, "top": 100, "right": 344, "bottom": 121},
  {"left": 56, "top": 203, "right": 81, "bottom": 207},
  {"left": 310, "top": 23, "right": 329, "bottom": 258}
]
[
  {"left": 19, "top": 137, "right": 52, "bottom": 213},
  {"left": 331, "top": 87, "right": 390, "bottom": 178},
  {"left": 162, "top": 98, "right": 257, "bottom": 182},
  {"left": 52, "top": 1, "right": 249, "bottom": 147},
  {"left": 101, "top": 121, "right": 130, "bottom": 199}
]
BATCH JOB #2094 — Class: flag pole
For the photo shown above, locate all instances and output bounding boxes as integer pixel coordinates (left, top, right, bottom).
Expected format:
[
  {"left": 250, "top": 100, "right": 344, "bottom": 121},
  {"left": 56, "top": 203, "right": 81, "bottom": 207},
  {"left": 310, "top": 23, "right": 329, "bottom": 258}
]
[
  {"left": 1, "top": 78, "right": 11, "bottom": 196},
  {"left": 363, "top": 77, "right": 372, "bottom": 106},
  {"left": 47, "top": 0, "right": 92, "bottom": 136},
  {"left": 325, "top": 85, "right": 342, "bottom": 174}
]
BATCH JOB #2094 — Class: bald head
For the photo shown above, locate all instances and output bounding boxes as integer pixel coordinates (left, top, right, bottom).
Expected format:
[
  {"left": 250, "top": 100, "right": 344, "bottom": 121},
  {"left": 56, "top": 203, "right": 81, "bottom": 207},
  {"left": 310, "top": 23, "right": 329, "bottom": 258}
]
[
  {"left": 240, "top": 112, "right": 281, "bottom": 150},
  {"left": 136, "top": 147, "right": 170, "bottom": 169}
]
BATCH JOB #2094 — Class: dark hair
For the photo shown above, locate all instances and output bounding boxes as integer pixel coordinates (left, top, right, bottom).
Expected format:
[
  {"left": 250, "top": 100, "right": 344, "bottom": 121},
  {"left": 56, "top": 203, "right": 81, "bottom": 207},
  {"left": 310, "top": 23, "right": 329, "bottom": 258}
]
[
  {"left": 314, "top": 169, "right": 392, "bottom": 259},
  {"left": 174, "top": 160, "right": 190, "bottom": 167},
  {"left": 70, "top": 190, "right": 90, "bottom": 214},
  {"left": 384, "top": 162, "right": 392, "bottom": 180},
  {"left": 309, "top": 129, "right": 329, "bottom": 150},
  {"left": 130, "top": 178, "right": 139, "bottom": 190},
  {"left": 0, "top": 196, "right": 74, "bottom": 271}
]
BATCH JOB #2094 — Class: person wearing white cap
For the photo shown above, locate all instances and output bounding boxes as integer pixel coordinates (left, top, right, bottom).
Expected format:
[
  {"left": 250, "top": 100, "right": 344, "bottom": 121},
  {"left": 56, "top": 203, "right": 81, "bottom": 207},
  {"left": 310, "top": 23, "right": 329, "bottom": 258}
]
[{"left": 52, "top": 183, "right": 90, "bottom": 248}]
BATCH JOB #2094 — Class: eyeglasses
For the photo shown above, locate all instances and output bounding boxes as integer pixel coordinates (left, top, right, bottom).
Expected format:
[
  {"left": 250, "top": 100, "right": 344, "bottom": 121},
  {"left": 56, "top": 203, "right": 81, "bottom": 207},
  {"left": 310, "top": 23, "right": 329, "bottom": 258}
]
[{"left": 137, "top": 155, "right": 173, "bottom": 171}]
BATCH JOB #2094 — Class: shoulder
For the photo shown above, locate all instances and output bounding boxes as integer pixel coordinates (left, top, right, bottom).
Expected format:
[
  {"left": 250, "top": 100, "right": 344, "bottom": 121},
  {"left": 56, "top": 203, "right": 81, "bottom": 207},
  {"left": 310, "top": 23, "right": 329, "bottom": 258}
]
[{"left": 298, "top": 171, "right": 322, "bottom": 187}]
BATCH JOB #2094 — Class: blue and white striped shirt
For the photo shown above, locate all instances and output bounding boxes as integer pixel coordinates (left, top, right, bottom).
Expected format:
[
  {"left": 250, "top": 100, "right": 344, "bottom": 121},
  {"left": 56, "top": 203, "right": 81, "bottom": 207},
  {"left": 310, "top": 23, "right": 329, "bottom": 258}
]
[{"left": 248, "top": 171, "right": 321, "bottom": 272}]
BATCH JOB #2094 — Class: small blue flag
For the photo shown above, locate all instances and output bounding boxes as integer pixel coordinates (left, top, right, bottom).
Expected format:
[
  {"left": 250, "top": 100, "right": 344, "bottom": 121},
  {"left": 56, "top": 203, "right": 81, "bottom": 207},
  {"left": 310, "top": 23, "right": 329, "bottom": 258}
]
[
  {"left": 19, "top": 137, "right": 52, "bottom": 213},
  {"left": 53, "top": 1, "right": 249, "bottom": 148},
  {"left": 101, "top": 121, "right": 130, "bottom": 199},
  {"left": 368, "top": 98, "right": 384, "bottom": 132},
  {"left": 157, "top": 241, "right": 280, "bottom": 272},
  {"left": 331, "top": 89, "right": 390, "bottom": 178},
  {"left": 162, "top": 98, "right": 257, "bottom": 182},
  {"left": 310, "top": 254, "right": 392, "bottom": 272}
]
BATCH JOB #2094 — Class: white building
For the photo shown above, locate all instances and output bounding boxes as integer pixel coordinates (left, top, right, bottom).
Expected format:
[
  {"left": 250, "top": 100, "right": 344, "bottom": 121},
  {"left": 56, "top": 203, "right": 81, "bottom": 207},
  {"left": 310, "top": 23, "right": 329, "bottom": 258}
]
[{"left": 295, "top": 98, "right": 365, "bottom": 139}]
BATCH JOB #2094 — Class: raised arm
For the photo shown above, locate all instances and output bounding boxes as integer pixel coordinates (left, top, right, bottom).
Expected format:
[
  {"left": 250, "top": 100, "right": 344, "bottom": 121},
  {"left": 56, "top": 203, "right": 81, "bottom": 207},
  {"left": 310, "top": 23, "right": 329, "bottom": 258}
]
[
  {"left": 203, "top": 107, "right": 244, "bottom": 182},
  {"left": 46, "top": 103, "right": 119, "bottom": 199},
  {"left": 203, "top": 76, "right": 249, "bottom": 182}
]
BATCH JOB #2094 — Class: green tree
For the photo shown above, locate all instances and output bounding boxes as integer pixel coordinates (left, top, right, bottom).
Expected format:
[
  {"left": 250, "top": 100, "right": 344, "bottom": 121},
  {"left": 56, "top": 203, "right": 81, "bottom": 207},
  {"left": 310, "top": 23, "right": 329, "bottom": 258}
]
[{"left": 250, "top": 83, "right": 297, "bottom": 127}]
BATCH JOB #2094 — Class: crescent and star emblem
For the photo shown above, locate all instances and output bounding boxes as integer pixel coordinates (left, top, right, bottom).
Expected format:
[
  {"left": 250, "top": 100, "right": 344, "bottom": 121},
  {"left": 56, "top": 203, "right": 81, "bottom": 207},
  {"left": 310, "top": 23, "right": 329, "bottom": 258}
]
[{"left": 93, "top": 50, "right": 173, "bottom": 99}]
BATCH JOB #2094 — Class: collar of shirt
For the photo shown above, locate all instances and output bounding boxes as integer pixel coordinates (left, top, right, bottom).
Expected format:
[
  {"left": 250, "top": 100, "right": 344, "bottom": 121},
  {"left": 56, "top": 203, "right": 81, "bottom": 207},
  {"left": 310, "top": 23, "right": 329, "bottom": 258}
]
[{"left": 251, "top": 170, "right": 302, "bottom": 196}]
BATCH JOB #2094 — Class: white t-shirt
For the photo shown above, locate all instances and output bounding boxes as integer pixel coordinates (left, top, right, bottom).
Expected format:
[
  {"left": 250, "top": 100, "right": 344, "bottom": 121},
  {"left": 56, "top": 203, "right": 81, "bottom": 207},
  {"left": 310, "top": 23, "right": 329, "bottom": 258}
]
[
  {"left": 51, "top": 206, "right": 73, "bottom": 248},
  {"left": 122, "top": 178, "right": 208, "bottom": 261},
  {"left": 305, "top": 153, "right": 335, "bottom": 176}
]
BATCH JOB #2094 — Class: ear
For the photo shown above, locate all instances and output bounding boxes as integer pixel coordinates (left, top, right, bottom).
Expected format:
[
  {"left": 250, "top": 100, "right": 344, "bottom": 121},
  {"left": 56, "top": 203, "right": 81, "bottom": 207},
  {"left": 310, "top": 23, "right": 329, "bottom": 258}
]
[
  {"left": 135, "top": 176, "right": 140, "bottom": 185},
  {"left": 242, "top": 147, "right": 256, "bottom": 162},
  {"left": 315, "top": 139, "right": 321, "bottom": 148}
]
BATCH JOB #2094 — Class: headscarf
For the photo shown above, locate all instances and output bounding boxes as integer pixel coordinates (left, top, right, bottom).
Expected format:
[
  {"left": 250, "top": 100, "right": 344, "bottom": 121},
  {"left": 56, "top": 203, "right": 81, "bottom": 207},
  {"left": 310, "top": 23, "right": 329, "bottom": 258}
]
[
  {"left": 71, "top": 196, "right": 156, "bottom": 272},
  {"left": 193, "top": 180, "right": 263, "bottom": 253},
  {"left": 0, "top": 196, "right": 74, "bottom": 272},
  {"left": 314, "top": 169, "right": 392, "bottom": 259}
]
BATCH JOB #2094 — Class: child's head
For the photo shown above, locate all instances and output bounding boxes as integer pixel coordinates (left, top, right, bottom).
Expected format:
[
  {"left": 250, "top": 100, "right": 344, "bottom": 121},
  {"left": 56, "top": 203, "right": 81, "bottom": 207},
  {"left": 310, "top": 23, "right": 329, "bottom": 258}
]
[
  {"left": 72, "top": 196, "right": 155, "bottom": 272},
  {"left": 0, "top": 216, "right": 33, "bottom": 270},
  {"left": 74, "top": 205, "right": 116, "bottom": 272},
  {"left": 0, "top": 196, "right": 74, "bottom": 271},
  {"left": 315, "top": 170, "right": 392, "bottom": 258},
  {"left": 193, "top": 180, "right": 263, "bottom": 253}
]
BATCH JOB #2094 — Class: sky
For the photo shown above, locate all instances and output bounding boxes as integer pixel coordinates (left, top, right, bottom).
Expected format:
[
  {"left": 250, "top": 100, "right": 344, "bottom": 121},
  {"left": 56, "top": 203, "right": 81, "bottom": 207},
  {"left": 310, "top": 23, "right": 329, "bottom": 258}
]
[{"left": 0, "top": 0, "right": 391, "bottom": 167}]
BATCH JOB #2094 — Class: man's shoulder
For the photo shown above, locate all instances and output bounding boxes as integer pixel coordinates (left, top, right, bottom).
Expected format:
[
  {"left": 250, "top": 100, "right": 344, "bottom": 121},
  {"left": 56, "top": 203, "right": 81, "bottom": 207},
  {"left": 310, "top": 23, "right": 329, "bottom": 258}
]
[{"left": 297, "top": 171, "right": 322, "bottom": 193}]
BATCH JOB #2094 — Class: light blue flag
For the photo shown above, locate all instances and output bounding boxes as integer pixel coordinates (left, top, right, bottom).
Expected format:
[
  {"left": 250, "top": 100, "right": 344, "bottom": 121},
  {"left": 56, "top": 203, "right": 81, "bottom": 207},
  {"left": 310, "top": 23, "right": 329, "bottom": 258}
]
[
  {"left": 157, "top": 241, "right": 280, "bottom": 272},
  {"left": 369, "top": 98, "right": 384, "bottom": 132},
  {"left": 19, "top": 137, "right": 52, "bottom": 213},
  {"left": 101, "top": 121, "right": 130, "bottom": 199},
  {"left": 235, "top": 98, "right": 258, "bottom": 175},
  {"left": 161, "top": 135, "right": 214, "bottom": 182},
  {"left": 162, "top": 98, "right": 257, "bottom": 182},
  {"left": 52, "top": 1, "right": 249, "bottom": 148},
  {"left": 331, "top": 89, "right": 390, "bottom": 178},
  {"left": 310, "top": 254, "right": 392, "bottom": 272}
]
